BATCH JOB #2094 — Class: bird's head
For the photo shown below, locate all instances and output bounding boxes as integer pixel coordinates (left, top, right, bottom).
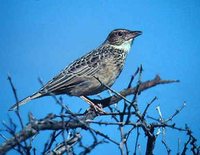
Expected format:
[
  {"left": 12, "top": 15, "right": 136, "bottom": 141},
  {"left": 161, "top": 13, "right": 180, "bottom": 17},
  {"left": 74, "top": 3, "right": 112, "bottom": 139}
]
[{"left": 105, "top": 29, "right": 142, "bottom": 51}]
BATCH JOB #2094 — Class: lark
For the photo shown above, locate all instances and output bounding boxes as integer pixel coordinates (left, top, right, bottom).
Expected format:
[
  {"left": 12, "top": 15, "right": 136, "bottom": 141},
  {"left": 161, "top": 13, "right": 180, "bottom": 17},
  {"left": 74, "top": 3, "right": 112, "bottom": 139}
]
[{"left": 9, "top": 29, "right": 142, "bottom": 111}]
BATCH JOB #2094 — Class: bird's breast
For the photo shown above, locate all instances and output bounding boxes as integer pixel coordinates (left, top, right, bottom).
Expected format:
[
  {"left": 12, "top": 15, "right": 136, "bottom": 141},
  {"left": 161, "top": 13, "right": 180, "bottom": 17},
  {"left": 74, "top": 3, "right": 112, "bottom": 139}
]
[{"left": 94, "top": 52, "right": 126, "bottom": 87}]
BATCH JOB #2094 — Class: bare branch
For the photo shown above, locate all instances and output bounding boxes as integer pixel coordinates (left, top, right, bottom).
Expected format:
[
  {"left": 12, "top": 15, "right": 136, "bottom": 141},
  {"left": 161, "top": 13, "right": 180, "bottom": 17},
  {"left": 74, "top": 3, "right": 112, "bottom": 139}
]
[
  {"left": 0, "top": 75, "right": 180, "bottom": 154},
  {"left": 49, "top": 133, "right": 81, "bottom": 155},
  {"left": 162, "top": 139, "right": 171, "bottom": 155},
  {"left": 94, "top": 75, "right": 179, "bottom": 108}
]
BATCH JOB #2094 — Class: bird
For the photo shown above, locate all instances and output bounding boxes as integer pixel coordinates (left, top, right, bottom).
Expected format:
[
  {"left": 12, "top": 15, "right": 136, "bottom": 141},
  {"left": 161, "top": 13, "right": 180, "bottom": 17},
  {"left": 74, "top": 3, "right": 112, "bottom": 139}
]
[{"left": 9, "top": 29, "right": 142, "bottom": 111}]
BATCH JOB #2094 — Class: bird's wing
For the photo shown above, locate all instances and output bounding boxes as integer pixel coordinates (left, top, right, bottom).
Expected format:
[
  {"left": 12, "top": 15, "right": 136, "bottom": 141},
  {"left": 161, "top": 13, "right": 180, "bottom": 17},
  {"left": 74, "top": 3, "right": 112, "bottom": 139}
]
[{"left": 39, "top": 48, "right": 107, "bottom": 95}]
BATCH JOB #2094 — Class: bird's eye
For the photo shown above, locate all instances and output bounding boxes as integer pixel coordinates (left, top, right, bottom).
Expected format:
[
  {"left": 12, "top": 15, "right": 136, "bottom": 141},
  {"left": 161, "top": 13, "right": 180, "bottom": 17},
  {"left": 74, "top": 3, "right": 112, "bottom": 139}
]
[{"left": 117, "top": 32, "right": 123, "bottom": 36}]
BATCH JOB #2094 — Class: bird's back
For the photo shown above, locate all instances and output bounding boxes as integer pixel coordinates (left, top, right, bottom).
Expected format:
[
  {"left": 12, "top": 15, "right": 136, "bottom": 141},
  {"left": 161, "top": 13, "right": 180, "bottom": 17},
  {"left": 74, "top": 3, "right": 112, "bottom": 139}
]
[{"left": 39, "top": 45, "right": 127, "bottom": 96}]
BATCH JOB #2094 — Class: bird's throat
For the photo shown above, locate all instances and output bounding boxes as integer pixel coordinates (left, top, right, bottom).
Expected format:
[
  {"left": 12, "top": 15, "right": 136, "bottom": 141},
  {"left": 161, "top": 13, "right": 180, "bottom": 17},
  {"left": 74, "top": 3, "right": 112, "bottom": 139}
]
[{"left": 110, "top": 39, "right": 133, "bottom": 52}]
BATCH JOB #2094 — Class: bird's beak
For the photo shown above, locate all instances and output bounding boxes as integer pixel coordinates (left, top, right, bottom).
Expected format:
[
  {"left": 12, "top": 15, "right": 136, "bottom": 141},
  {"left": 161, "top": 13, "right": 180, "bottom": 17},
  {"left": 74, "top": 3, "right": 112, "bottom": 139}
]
[{"left": 126, "top": 31, "right": 142, "bottom": 40}]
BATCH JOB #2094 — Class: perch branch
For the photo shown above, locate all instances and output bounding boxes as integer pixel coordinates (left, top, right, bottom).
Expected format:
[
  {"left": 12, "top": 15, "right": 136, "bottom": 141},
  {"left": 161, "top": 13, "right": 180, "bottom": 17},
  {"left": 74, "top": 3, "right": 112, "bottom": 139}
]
[{"left": 0, "top": 75, "right": 179, "bottom": 154}]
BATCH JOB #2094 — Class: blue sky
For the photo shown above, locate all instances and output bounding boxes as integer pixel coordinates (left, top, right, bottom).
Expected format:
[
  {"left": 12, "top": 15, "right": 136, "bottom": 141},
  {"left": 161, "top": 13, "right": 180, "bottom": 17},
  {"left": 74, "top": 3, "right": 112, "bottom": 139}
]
[{"left": 0, "top": 0, "right": 200, "bottom": 154}]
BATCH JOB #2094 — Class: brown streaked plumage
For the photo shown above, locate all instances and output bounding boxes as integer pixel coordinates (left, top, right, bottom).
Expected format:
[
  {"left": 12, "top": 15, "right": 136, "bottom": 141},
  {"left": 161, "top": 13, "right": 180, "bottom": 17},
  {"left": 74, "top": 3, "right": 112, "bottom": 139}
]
[{"left": 9, "top": 29, "right": 142, "bottom": 111}]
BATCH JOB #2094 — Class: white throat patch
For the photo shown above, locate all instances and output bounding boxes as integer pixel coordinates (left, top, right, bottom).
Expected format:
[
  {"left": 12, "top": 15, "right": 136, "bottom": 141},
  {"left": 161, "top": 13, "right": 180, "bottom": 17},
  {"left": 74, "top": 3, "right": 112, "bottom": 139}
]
[{"left": 111, "top": 39, "right": 133, "bottom": 52}]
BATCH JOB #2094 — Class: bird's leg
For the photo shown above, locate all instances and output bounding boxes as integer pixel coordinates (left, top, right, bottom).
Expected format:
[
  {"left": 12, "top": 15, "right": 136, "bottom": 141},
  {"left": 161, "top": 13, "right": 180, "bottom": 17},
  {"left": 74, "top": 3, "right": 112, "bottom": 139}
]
[{"left": 80, "top": 96, "right": 106, "bottom": 114}]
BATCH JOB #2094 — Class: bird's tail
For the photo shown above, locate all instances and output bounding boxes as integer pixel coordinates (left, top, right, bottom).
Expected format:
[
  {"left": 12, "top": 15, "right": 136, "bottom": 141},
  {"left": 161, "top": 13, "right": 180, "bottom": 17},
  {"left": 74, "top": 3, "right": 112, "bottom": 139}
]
[{"left": 9, "top": 92, "right": 42, "bottom": 111}]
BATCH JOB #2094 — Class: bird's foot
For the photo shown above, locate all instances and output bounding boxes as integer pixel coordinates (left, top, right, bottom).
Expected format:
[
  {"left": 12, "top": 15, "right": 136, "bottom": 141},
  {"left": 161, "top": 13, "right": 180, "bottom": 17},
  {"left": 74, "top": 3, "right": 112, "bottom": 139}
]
[
  {"left": 90, "top": 103, "right": 106, "bottom": 114},
  {"left": 80, "top": 96, "right": 106, "bottom": 114}
]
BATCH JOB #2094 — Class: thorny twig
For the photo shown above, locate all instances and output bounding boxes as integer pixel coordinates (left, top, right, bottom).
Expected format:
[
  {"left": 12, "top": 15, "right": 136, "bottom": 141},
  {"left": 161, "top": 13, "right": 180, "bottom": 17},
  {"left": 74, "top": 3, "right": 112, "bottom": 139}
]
[{"left": 1, "top": 73, "right": 199, "bottom": 155}]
